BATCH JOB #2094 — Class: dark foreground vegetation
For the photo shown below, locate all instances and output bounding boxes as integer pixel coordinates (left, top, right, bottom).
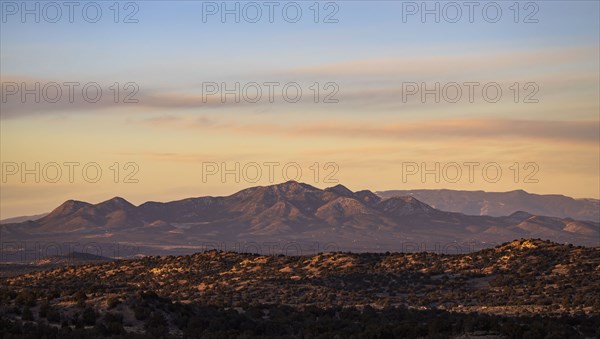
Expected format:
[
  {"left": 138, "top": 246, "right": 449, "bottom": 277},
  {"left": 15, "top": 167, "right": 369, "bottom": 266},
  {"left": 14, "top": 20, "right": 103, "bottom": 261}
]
[
  {"left": 1, "top": 239, "right": 598, "bottom": 338},
  {"left": 2, "top": 301, "right": 598, "bottom": 338}
]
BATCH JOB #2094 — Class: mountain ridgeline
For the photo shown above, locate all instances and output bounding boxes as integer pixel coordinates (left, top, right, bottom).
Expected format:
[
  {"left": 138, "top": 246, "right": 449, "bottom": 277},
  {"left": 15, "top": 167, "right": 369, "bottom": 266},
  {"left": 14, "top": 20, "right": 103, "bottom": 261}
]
[
  {"left": 2, "top": 181, "right": 598, "bottom": 258},
  {"left": 377, "top": 189, "right": 600, "bottom": 222}
]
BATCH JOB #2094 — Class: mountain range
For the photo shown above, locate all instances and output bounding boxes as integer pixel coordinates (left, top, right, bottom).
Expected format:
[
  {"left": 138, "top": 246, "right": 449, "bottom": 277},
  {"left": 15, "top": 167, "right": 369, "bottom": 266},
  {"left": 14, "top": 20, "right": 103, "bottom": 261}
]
[
  {"left": 377, "top": 189, "right": 600, "bottom": 222},
  {"left": 1, "top": 181, "right": 598, "bottom": 259}
]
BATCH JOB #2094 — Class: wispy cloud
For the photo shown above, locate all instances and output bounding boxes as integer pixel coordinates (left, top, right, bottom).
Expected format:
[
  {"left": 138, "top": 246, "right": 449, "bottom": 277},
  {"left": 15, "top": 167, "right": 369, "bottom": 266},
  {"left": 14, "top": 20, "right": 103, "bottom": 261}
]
[
  {"left": 2, "top": 45, "right": 597, "bottom": 119},
  {"left": 225, "top": 118, "right": 600, "bottom": 145},
  {"left": 283, "top": 45, "right": 597, "bottom": 78},
  {"left": 0, "top": 79, "right": 249, "bottom": 119}
]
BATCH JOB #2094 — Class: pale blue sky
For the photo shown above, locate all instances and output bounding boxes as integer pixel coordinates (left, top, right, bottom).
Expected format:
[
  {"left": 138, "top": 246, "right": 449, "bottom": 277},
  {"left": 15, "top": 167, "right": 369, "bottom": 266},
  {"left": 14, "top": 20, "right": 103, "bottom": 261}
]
[{"left": 2, "top": 1, "right": 599, "bottom": 81}]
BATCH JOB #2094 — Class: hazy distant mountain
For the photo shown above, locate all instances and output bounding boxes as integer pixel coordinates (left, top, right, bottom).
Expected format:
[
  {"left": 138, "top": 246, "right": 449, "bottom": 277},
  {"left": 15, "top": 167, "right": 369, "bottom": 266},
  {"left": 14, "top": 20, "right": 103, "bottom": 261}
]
[
  {"left": 2, "top": 182, "right": 598, "bottom": 258},
  {"left": 377, "top": 189, "right": 599, "bottom": 222},
  {"left": 0, "top": 213, "right": 47, "bottom": 224}
]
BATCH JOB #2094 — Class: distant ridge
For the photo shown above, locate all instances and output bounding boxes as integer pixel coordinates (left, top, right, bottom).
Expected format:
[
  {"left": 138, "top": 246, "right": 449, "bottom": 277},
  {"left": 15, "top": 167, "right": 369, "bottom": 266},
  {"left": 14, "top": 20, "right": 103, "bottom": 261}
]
[
  {"left": 0, "top": 213, "right": 48, "bottom": 224},
  {"left": 376, "top": 189, "right": 599, "bottom": 222}
]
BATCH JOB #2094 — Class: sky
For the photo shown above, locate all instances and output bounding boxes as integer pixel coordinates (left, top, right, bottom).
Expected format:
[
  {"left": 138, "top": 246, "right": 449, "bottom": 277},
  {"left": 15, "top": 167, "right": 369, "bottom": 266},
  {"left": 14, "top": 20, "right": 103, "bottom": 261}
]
[{"left": 1, "top": 0, "right": 599, "bottom": 218}]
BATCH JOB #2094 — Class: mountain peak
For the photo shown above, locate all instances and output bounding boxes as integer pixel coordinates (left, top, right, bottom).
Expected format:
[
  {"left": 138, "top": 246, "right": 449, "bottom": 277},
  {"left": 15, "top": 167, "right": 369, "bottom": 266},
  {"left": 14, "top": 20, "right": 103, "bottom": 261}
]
[
  {"left": 278, "top": 180, "right": 308, "bottom": 188},
  {"left": 104, "top": 196, "right": 132, "bottom": 204},
  {"left": 379, "top": 196, "right": 434, "bottom": 216},
  {"left": 354, "top": 190, "right": 381, "bottom": 206},
  {"left": 266, "top": 181, "right": 320, "bottom": 195},
  {"left": 96, "top": 197, "right": 136, "bottom": 210},
  {"left": 254, "top": 180, "right": 318, "bottom": 193},
  {"left": 509, "top": 210, "right": 533, "bottom": 220},
  {"left": 44, "top": 200, "right": 91, "bottom": 220},
  {"left": 325, "top": 184, "right": 354, "bottom": 197}
]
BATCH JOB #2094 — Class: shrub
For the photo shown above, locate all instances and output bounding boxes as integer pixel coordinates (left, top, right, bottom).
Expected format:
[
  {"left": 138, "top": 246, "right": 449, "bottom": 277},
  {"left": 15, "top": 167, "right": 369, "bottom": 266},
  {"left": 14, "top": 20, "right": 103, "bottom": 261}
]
[
  {"left": 21, "top": 306, "right": 33, "bottom": 321},
  {"left": 82, "top": 307, "right": 97, "bottom": 326},
  {"left": 47, "top": 308, "right": 61, "bottom": 323},
  {"left": 107, "top": 296, "right": 120, "bottom": 309}
]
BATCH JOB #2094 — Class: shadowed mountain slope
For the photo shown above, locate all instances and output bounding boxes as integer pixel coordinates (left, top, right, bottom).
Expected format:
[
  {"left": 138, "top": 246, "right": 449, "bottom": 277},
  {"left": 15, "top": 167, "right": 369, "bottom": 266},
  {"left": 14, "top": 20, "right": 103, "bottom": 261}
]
[{"left": 2, "top": 182, "right": 598, "bottom": 256}]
